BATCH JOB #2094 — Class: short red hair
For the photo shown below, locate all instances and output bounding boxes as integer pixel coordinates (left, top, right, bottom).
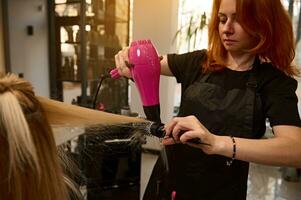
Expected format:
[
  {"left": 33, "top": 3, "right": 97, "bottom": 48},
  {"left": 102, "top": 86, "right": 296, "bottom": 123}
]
[{"left": 205, "top": 0, "right": 299, "bottom": 76}]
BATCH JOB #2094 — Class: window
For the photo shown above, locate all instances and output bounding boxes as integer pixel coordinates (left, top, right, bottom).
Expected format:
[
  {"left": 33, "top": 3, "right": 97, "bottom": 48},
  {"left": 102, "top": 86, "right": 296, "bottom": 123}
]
[{"left": 176, "top": 0, "right": 212, "bottom": 53}]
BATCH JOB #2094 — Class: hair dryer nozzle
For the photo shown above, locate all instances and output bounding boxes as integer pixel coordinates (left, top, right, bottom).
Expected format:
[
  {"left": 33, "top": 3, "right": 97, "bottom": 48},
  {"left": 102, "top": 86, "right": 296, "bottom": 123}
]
[
  {"left": 147, "top": 122, "right": 210, "bottom": 145},
  {"left": 149, "top": 122, "right": 165, "bottom": 138}
]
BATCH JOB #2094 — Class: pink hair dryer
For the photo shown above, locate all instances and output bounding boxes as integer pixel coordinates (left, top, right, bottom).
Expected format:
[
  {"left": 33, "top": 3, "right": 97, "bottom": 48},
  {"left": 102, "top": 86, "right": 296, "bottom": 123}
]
[{"left": 110, "top": 39, "right": 161, "bottom": 123}]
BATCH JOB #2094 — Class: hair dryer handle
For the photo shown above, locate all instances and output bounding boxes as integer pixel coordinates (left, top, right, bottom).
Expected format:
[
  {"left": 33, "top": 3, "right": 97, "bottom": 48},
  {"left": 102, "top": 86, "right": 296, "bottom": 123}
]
[{"left": 109, "top": 68, "right": 122, "bottom": 79}]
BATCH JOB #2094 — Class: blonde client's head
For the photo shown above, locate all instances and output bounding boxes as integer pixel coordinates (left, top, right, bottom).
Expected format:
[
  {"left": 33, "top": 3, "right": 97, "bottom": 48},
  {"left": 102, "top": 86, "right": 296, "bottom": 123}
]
[{"left": 0, "top": 73, "right": 75, "bottom": 200}]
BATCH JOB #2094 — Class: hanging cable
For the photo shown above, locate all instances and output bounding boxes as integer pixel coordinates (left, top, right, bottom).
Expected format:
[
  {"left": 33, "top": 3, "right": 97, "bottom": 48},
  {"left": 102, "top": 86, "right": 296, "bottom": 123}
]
[{"left": 92, "top": 74, "right": 110, "bottom": 109}]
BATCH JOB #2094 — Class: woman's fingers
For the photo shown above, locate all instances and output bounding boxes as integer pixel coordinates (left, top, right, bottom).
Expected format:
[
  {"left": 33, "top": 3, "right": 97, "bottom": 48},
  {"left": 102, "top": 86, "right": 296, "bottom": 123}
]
[
  {"left": 179, "top": 130, "right": 201, "bottom": 144},
  {"left": 125, "top": 60, "right": 134, "bottom": 68},
  {"left": 114, "top": 47, "right": 132, "bottom": 78},
  {"left": 114, "top": 53, "right": 121, "bottom": 70},
  {"left": 171, "top": 122, "right": 189, "bottom": 141},
  {"left": 164, "top": 118, "right": 177, "bottom": 137},
  {"left": 164, "top": 117, "right": 193, "bottom": 142},
  {"left": 163, "top": 116, "right": 210, "bottom": 147}
]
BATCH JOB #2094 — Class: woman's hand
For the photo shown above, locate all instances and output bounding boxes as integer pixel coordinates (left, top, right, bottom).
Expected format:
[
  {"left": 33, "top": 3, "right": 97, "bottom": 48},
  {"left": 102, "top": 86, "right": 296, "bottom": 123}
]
[
  {"left": 163, "top": 115, "right": 219, "bottom": 155},
  {"left": 114, "top": 47, "right": 133, "bottom": 78}
]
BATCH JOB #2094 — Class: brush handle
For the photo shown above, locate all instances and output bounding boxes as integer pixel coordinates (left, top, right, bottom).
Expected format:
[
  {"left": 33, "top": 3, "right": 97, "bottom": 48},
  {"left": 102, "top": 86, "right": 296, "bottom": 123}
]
[{"left": 149, "top": 122, "right": 210, "bottom": 146}]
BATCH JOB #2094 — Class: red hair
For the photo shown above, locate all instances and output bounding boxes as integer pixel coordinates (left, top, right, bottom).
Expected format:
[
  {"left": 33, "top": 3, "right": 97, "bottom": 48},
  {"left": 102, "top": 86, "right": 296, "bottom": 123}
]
[{"left": 205, "top": 0, "right": 299, "bottom": 76}]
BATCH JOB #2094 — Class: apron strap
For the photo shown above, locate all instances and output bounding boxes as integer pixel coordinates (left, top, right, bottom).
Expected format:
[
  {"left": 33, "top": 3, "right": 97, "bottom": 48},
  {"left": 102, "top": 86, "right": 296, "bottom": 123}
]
[
  {"left": 246, "top": 57, "right": 260, "bottom": 89},
  {"left": 244, "top": 57, "right": 260, "bottom": 135},
  {"left": 198, "top": 72, "right": 211, "bottom": 83}
]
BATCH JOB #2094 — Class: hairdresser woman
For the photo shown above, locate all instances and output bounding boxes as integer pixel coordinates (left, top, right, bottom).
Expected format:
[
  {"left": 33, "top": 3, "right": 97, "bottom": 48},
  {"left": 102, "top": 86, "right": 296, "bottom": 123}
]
[{"left": 114, "top": 0, "right": 301, "bottom": 199}]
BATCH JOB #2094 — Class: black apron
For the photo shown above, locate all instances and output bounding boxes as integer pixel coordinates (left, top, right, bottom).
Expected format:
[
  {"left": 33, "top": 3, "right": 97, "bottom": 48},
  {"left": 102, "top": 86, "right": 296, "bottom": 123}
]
[{"left": 144, "top": 63, "right": 265, "bottom": 200}]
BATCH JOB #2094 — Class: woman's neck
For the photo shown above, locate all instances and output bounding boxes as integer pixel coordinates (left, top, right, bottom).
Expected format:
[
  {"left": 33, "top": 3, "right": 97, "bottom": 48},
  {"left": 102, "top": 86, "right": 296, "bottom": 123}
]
[{"left": 226, "top": 53, "right": 255, "bottom": 71}]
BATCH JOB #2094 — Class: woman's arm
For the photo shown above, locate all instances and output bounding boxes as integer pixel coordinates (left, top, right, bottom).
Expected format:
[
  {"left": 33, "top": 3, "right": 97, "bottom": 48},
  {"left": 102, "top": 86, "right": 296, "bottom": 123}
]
[
  {"left": 163, "top": 115, "right": 301, "bottom": 168},
  {"left": 160, "top": 55, "right": 173, "bottom": 76},
  {"left": 216, "top": 125, "right": 301, "bottom": 167}
]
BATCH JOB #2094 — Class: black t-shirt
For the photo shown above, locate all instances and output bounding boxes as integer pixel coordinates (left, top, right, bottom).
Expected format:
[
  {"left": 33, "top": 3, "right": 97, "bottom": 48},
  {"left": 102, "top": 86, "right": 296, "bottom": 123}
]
[
  {"left": 151, "top": 50, "right": 301, "bottom": 200},
  {"left": 168, "top": 50, "right": 301, "bottom": 130}
]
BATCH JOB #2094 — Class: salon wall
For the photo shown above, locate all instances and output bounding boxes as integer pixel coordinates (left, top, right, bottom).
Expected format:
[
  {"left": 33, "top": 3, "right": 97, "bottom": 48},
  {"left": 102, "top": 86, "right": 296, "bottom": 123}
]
[
  {"left": 7, "top": 0, "right": 49, "bottom": 97},
  {"left": 131, "top": 0, "right": 179, "bottom": 150},
  {"left": 0, "top": 0, "right": 5, "bottom": 73}
]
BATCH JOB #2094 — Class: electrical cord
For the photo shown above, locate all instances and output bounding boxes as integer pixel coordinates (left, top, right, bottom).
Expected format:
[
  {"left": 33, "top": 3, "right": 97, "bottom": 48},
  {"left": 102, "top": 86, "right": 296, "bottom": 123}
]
[
  {"left": 92, "top": 72, "right": 133, "bottom": 110},
  {"left": 92, "top": 74, "right": 110, "bottom": 109}
]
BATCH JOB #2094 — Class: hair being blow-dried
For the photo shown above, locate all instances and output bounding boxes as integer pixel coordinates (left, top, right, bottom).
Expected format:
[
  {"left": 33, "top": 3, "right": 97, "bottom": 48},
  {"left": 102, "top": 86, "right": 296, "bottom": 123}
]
[
  {"left": 0, "top": 73, "right": 73, "bottom": 200},
  {"left": 206, "top": 0, "right": 298, "bottom": 76}
]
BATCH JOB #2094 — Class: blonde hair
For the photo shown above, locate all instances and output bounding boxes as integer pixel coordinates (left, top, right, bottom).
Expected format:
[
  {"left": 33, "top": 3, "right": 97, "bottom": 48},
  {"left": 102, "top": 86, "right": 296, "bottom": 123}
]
[
  {"left": 0, "top": 73, "right": 147, "bottom": 200},
  {"left": 0, "top": 73, "right": 73, "bottom": 200}
]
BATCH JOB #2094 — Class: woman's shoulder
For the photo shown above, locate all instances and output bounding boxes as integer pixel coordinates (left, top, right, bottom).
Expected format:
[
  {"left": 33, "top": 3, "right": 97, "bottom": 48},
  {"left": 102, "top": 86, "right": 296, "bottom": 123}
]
[
  {"left": 256, "top": 63, "right": 301, "bottom": 128},
  {"left": 167, "top": 49, "right": 207, "bottom": 81},
  {"left": 190, "top": 49, "right": 207, "bottom": 57},
  {"left": 179, "top": 49, "right": 207, "bottom": 57},
  {"left": 257, "top": 62, "right": 298, "bottom": 92},
  {"left": 168, "top": 49, "right": 207, "bottom": 62}
]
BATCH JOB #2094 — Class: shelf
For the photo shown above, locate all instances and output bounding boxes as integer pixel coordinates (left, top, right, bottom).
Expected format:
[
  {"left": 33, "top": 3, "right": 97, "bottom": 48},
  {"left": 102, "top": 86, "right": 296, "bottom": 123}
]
[
  {"left": 55, "top": 16, "right": 80, "bottom": 26},
  {"left": 55, "top": 0, "right": 93, "bottom": 5},
  {"left": 59, "top": 79, "right": 81, "bottom": 83},
  {"left": 55, "top": 0, "right": 81, "bottom": 5},
  {"left": 59, "top": 78, "right": 109, "bottom": 83},
  {"left": 50, "top": 0, "right": 130, "bottom": 108},
  {"left": 61, "top": 41, "right": 80, "bottom": 44},
  {"left": 55, "top": 16, "right": 128, "bottom": 26}
]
